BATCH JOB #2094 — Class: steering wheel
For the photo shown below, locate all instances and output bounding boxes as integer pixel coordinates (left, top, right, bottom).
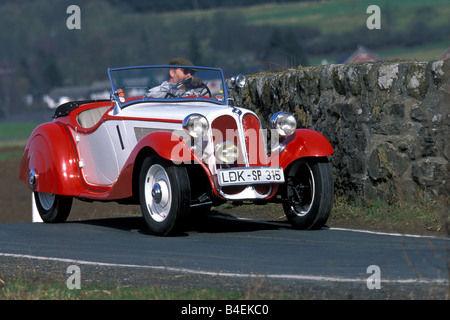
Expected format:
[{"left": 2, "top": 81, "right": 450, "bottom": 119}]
[
  {"left": 164, "top": 78, "right": 212, "bottom": 98},
  {"left": 197, "top": 82, "right": 212, "bottom": 98},
  {"left": 164, "top": 91, "right": 179, "bottom": 98}
]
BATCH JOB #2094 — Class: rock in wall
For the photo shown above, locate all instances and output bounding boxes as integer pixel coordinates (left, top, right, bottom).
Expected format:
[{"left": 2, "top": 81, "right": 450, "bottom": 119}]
[{"left": 233, "top": 59, "right": 449, "bottom": 204}]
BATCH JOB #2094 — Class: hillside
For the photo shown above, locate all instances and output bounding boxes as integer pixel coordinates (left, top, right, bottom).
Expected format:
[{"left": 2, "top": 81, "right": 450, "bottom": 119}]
[{"left": 0, "top": 0, "right": 448, "bottom": 117}]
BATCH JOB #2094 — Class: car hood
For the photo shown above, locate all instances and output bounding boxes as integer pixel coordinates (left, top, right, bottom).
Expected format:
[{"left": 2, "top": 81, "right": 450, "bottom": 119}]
[{"left": 116, "top": 101, "right": 250, "bottom": 122}]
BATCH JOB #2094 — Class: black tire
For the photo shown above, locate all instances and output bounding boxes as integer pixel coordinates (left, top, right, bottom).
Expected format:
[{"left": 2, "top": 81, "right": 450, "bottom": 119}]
[
  {"left": 139, "top": 155, "right": 191, "bottom": 236},
  {"left": 281, "top": 157, "right": 334, "bottom": 230},
  {"left": 34, "top": 192, "right": 73, "bottom": 223}
]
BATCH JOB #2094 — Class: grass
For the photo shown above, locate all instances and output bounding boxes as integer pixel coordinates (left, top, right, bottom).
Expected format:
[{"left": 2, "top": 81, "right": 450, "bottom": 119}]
[
  {"left": 1, "top": 272, "right": 295, "bottom": 300},
  {"left": 0, "top": 279, "right": 246, "bottom": 300},
  {"left": 377, "top": 41, "right": 450, "bottom": 61},
  {"left": 0, "top": 150, "right": 24, "bottom": 161},
  {"left": 329, "top": 195, "right": 448, "bottom": 235},
  {"left": 158, "top": 0, "right": 450, "bottom": 35},
  {"left": 0, "top": 122, "right": 40, "bottom": 140},
  {"left": 216, "top": 193, "right": 448, "bottom": 236},
  {"left": 244, "top": 0, "right": 371, "bottom": 32},
  {"left": 0, "top": 122, "right": 39, "bottom": 160}
]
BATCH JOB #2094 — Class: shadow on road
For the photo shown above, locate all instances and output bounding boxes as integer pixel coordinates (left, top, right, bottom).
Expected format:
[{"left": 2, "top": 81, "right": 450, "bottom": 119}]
[{"left": 72, "top": 211, "right": 293, "bottom": 237}]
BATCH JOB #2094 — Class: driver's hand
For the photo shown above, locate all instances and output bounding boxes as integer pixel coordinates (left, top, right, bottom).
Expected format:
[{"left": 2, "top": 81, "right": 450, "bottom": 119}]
[
  {"left": 177, "top": 76, "right": 203, "bottom": 90},
  {"left": 190, "top": 76, "right": 202, "bottom": 87}
]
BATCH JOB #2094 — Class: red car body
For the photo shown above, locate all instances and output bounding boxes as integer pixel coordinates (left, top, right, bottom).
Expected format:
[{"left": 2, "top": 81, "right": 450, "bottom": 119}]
[{"left": 19, "top": 65, "right": 334, "bottom": 235}]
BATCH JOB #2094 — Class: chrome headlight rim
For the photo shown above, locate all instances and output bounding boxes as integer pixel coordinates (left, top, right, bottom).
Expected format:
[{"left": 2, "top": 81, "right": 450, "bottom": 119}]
[
  {"left": 270, "top": 111, "right": 297, "bottom": 137},
  {"left": 230, "top": 74, "right": 247, "bottom": 89},
  {"left": 215, "top": 141, "right": 239, "bottom": 164},
  {"left": 182, "top": 113, "right": 209, "bottom": 138}
]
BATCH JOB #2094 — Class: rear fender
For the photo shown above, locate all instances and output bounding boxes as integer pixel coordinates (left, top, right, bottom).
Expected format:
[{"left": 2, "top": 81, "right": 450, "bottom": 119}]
[
  {"left": 270, "top": 129, "right": 334, "bottom": 169},
  {"left": 19, "top": 122, "right": 82, "bottom": 194}
]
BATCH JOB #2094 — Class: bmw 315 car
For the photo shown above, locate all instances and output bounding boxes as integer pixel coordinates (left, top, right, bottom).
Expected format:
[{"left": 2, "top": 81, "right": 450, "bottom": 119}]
[{"left": 19, "top": 63, "right": 334, "bottom": 236}]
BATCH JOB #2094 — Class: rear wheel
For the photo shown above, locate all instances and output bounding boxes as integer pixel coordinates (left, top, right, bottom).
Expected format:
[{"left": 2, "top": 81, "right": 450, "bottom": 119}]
[
  {"left": 34, "top": 192, "right": 73, "bottom": 223},
  {"left": 281, "top": 157, "right": 333, "bottom": 230},
  {"left": 139, "top": 155, "right": 191, "bottom": 236}
]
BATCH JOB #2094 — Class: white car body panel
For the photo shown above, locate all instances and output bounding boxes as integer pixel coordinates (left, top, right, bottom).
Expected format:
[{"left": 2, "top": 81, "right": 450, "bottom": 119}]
[{"left": 71, "top": 100, "right": 257, "bottom": 188}]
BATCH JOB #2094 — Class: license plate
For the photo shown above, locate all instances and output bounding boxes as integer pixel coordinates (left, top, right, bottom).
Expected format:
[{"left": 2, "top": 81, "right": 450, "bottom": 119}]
[{"left": 217, "top": 167, "right": 285, "bottom": 186}]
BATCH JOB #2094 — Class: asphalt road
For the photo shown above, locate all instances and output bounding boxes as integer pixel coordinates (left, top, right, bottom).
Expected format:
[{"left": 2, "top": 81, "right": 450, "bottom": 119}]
[{"left": 0, "top": 214, "right": 448, "bottom": 299}]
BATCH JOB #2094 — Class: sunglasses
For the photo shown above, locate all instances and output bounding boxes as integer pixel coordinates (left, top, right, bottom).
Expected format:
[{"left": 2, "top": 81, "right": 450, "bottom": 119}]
[{"left": 179, "top": 68, "right": 196, "bottom": 75}]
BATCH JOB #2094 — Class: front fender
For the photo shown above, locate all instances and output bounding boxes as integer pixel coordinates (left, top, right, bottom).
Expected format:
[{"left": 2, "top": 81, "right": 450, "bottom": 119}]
[
  {"left": 19, "top": 122, "right": 81, "bottom": 194},
  {"left": 272, "top": 129, "right": 334, "bottom": 169},
  {"left": 136, "top": 131, "right": 200, "bottom": 164},
  {"left": 105, "top": 131, "right": 213, "bottom": 200}
]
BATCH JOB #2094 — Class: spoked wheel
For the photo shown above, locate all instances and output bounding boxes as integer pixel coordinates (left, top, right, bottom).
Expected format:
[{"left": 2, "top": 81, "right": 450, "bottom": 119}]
[
  {"left": 33, "top": 192, "right": 73, "bottom": 223},
  {"left": 139, "top": 155, "right": 190, "bottom": 236},
  {"left": 281, "top": 157, "right": 334, "bottom": 230}
]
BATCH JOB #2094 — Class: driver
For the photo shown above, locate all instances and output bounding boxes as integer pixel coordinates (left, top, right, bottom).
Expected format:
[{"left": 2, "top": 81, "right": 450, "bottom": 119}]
[{"left": 146, "top": 58, "right": 203, "bottom": 98}]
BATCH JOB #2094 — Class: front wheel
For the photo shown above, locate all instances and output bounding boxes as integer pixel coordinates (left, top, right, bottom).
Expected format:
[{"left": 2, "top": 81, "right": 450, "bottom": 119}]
[
  {"left": 139, "top": 155, "right": 191, "bottom": 236},
  {"left": 34, "top": 192, "right": 73, "bottom": 223},
  {"left": 281, "top": 157, "right": 334, "bottom": 230}
]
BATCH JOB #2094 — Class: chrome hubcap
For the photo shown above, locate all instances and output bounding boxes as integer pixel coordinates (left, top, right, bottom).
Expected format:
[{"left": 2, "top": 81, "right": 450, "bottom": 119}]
[
  {"left": 289, "top": 162, "right": 315, "bottom": 217},
  {"left": 29, "top": 168, "right": 37, "bottom": 190},
  {"left": 38, "top": 192, "right": 56, "bottom": 211},
  {"left": 144, "top": 164, "right": 171, "bottom": 222},
  {"left": 151, "top": 183, "right": 162, "bottom": 204}
]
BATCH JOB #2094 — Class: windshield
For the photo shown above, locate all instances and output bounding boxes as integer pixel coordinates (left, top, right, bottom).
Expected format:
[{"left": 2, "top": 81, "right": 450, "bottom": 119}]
[{"left": 108, "top": 65, "right": 227, "bottom": 107}]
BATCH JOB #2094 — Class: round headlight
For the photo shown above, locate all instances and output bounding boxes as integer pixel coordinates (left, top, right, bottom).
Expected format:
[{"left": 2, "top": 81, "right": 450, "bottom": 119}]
[
  {"left": 215, "top": 141, "right": 239, "bottom": 164},
  {"left": 270, "top": 111, "right": 297, "bottom": 137},
  {"left": 230, "top": 74, "right": 246, "bottom": 88},
  {"left": 183, "top": 114, "right": 209, "bottom": 138}
]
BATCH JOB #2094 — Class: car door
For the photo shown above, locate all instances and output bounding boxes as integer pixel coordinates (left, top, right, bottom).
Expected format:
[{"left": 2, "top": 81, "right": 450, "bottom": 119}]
[{"left": 76, "top": 123, "right": 120, "bottom": 186}]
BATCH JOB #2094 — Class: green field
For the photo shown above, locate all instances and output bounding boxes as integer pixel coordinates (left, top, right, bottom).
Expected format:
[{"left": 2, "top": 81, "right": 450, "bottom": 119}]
[
  {"left": 165, "top": 0, "right": 450, "bottom": 33},
  {"left": 242, "top": 0, "right": 450, "bottom": 31},
  {"left": 0, "top": 123, "right": 38, "bottom": 159},
  {"left": 161, "top": 0, "right": 449, "bottom": 64},
  {"left": 0, "top": 123, "right": 39, "bottom": 140},
  {"left": 377, "top": 41, "right": 449, "bottom": 61}
]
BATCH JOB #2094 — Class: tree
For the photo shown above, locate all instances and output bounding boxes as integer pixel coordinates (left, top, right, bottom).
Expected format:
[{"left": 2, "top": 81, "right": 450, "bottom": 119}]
[
  {"left": 264, "top": 28, "right": 309, "bottom": 70},
  {"left": 188, "top": 31, "right": 202, "bottom": 66}
]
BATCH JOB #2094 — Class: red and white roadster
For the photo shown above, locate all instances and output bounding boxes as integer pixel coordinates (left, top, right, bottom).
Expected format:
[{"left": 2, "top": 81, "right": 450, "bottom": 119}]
[{"left": 19, "top": 64, "right": 334, "bottom": 235}]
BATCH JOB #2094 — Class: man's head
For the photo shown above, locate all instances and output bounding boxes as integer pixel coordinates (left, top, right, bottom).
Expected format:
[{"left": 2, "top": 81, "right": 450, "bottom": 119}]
[
  {"left": 168, "top": 58, "right": 196, "bottom": 83},
  {"left": 169, "top": 58, "right": 194, "bottom": 67}
]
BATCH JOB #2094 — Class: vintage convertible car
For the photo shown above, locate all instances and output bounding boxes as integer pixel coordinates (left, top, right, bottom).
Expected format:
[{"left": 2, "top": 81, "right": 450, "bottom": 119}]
[{"left": 19, "top": 64, "right": 334, "bottom": 235}]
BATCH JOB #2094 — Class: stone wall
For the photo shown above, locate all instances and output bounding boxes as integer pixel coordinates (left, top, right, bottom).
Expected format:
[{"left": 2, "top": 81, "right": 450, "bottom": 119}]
[{"left": 233, "top": 59, "right": 449, "bottom": 204}]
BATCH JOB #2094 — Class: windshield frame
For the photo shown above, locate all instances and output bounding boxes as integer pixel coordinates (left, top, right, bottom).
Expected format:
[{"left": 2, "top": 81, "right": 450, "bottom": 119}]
[{"left": 107, "top": 65, "right": 230, "bottom": 111}]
